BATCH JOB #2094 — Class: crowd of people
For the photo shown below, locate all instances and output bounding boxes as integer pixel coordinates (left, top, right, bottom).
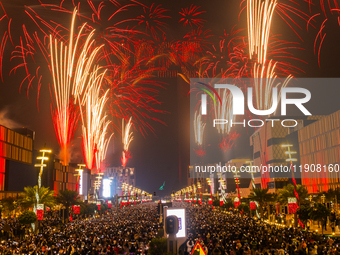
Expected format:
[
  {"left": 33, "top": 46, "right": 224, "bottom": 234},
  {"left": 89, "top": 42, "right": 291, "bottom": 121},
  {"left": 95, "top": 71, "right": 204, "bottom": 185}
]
[
  {"left": 184, "top": 205, "right": 340, "bottom": 255},
  {"left": 0, "top": 204, "right": 160, "bottom": 254},
  {"left": 0, "top": 202, "right": 339, "bottom": 254}
]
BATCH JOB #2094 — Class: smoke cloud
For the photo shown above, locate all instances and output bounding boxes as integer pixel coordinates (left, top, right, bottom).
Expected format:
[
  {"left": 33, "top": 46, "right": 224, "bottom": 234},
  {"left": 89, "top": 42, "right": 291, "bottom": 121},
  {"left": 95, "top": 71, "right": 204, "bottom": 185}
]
[{"left": 0, "top": 107, "right": 22, "bottom": 129}]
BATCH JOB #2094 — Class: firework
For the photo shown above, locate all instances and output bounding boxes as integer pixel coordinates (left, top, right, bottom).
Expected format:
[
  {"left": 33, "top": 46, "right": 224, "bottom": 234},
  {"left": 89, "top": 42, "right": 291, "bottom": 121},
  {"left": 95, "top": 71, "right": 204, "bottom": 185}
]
[
  {"left": 128, "top": 1, "right": 170, "bottom": 39},
  {"left": 106, "top": 56, "right": 165, "bottom": 135},
  {"left": 201, "top": 28, "right": 250, "bottom": 79},
  {"left": 3, "top": 1, "right": 165, "bottom": 135},
  {"left": 307, "top": 0, "right": 340, "bottom": 66},
  {"left": 81, "top": 69, "right": 111, "bottom": 170},
  {"left": 194, "top": 110, "right": 205, "bottom": 146},
  {"left": 214, "top": 87, "right": 235, "bottom": 135},
  {"left": 193, "top": 109, "right": 206, "bottom": 157},
  {"left": 95, "top": 118, "right": 113, "bottom": 171},
  {"left": 179, "top": 5, "right": 206, "bottom": 27},
  {"left": 247, "top": 0, "right": 277, "bottom": 65},
  {"left": 218, "top": 131, "right": 241, "bottom": 153},
  {"left": 49, "top": 9, "right": 104, "bottom": 165},
  {"left": 121, "top": 117, "right": 133, "bottom": 168},
  {"left": 252, "top": 60, "right": 293, "bottom": 112}
]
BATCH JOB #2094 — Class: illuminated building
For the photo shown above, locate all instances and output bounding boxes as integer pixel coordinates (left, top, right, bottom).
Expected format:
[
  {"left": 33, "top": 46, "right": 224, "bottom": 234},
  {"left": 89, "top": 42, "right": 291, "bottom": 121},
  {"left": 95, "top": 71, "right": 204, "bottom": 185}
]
[
  {"left": 250, "top": 116, "right": 321, "bottom": 190},
  {"left": 0, "top": 126, "right": 35, "bottom": 198},
  {"left": 51, "top": 161, "right": 90, "bottom": 199},
  {"left": 298, "top": 110, "right": 340, "bottom": 193},
  {"left": 0, "top": 124, "right": 94, "bottom": 199},
  {"left": 102, "top": 166, "right": 135, "bottom": 196}
]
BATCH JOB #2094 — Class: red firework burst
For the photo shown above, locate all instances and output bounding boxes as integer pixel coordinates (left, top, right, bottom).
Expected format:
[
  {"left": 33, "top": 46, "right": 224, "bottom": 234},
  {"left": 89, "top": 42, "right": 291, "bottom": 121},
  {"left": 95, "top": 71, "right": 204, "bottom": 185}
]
[
  {"left": 179, "top": 5, "right": 206, "bottom": 27},
  {"left": 218, "top": 131, "right": 241, "bottom": 152},
  {"left": 132, "top": 1, "right": 170, "bottom": 39},
  {"left": 105, "top": 54, "right": 165, "bottom": 135},
  {"left": 201, "top": 27, "right": 305, "bottom": 79},
  {"left": 193, "top": 147, "right": 206, "bottom": 157},
  {"left": 202, "top": 27, "right": 248, "bottom": 78},
  {"left": 307, "top": 0, "right": 340, "bottom": 66}
]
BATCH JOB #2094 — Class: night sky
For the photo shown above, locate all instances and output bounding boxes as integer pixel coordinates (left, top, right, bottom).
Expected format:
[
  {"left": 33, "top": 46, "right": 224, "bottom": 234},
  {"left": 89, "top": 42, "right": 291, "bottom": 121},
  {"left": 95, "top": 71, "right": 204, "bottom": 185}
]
[{"left": 1, "top": 0, "right": 340, "bottom": 196}]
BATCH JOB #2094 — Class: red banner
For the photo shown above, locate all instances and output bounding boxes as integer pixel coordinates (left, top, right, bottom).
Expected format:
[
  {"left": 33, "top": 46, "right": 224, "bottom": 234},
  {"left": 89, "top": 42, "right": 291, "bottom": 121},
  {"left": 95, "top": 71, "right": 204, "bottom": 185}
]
[
  {"left": 36, "top": 209, "right": 43, "bottom": 220},
  {"left": 220, "top": 200, "right": 223, "bottom": 206},
  {"left": 73, "top": 205, "right": 80, "bottom": 214},
  {"left": 108, "top": 203, "right": 112, "bottom": 208},
  {"left": 288, "top": 203, "right": 298, "bottom": 214},
  {"left": 97, "top": 204, "right": 101, "bottom": 211},
  {"left": 234, "top": 201, "right": 241, "bottom": 208},
  {"left": 250, "top": 202, "right": 256, "bottom": 210},
  {"left": 208, "top": 198, "right": 212, "bottom": 205}
]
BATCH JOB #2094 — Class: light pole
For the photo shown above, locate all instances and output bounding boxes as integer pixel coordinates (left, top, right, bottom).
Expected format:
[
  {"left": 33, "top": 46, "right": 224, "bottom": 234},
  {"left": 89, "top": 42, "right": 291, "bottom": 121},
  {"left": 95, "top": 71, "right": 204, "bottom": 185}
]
[
  {"left": 197, "top": 182, "right": 202, "bottom": 205},
  {"left": 34, "top": 149, "right": 52, "bottom": 189},
  {"left": 34, "top": 148, "right": 51, "bottom": 231},
  {"left": 247, "top": 160, "right": 261, "bottom": 218},
  {"left": 207, "top": 178, "right": 213, "bottom": 207},
  {"left": 281, "top": 144, "right": 299, "bottom": 227}
]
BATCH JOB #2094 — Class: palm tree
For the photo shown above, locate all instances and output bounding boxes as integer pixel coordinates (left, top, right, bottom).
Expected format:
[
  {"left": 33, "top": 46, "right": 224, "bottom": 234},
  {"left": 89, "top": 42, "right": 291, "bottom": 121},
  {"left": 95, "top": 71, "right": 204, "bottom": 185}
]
[
  {"left": 248, "top": 188, "right": 276, "bottom": 218},
  {"left": 297, "top": 204, "right": 312, "bottom": 229},
  {"left": 309, "top": 203, "right": 330, "bottom": 234},
  {"left": 0, "top": 197, "right": 18, "bottom": 217},
  {"left": 278, "top": 184, "right": 308, "bottom": 227},
  {"left": 20, "top": 186, "right": 56, "bottom": 209},
  {"left": 321, "top": 187, "right": 340, "bottom": 203},
  {"left": 56, "top": 189, "right": 80, "bottom": 221}
]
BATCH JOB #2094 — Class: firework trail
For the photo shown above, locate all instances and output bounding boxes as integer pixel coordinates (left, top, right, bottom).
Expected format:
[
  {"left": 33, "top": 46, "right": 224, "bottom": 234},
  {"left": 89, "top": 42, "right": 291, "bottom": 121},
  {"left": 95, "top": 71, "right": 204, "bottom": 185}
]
[
  {"left": 193, "top": 110, "right": 205, "bottom": 146},
  {"left": 2, "top": 1, "right": 166, "bottom": 136},
  {"left": 247, "top": 0, "right": 277, "bottom": 65},
  {"left": 121, "top": 117, "right": 133, "bottom": 168},
  {"left": 214, "top": 87, "right": 235, "bottom": 134},
  {"left": 253, "top": 60, "right": 293, "bottom": 111},
  {"left": 241, "top": 0, "right": 310, "bottom": 40},
  {"left": 246, "top": 0, "right": 296, "bottom": 113},
  {"left": 307, "top": 0, "right": 340, "bottom": 66},
  {"left": 49, "top": 9, "right": 105, "bottom": 165},
  {"left": 193, "top": 109, "right": 206, "bottom": 157},
  {"left": 95, "top": 118, "right": 113, "bottom": 171},
  {"left": 207, "top": 80, "right": 241, "bottom": 152},
  {"left": 80, "top": 69, "right": 111, "bottom": 170}
]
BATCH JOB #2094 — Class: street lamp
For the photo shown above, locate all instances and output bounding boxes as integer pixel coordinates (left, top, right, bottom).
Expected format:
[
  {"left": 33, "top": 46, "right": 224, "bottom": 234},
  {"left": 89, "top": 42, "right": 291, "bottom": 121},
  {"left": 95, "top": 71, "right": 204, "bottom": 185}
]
[
  {"left": 281, "top": 144, "right": 297, "bottom": 162},
  {"left": 282, "top": 144, "right": 300, "bottom": 227},
  {"left": 34, "top": 149, "right": 52, "bottom": 189}
]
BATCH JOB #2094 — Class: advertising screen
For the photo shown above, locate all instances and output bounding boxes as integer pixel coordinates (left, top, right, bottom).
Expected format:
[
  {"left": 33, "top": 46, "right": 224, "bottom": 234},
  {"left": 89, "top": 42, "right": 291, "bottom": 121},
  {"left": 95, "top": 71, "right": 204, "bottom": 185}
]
[
  {"left": 102, "top": 179, "right": 111, "bottom": 198},
  {"left": 166, "top": 208, "right": 186, "bottom": 238}
]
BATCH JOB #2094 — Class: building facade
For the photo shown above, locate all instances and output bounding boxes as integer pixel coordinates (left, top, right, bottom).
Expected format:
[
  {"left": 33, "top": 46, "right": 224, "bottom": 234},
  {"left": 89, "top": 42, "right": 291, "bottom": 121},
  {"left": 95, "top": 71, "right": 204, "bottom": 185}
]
[
  {"left": 0, "top": 125, "right": 36, "bottom": 198},
  {"left": 299, "top": 110, "right": 340, "bottom": 193},
  {"left": 102, "top": 166, "right": 135, "bottom": 196}
]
